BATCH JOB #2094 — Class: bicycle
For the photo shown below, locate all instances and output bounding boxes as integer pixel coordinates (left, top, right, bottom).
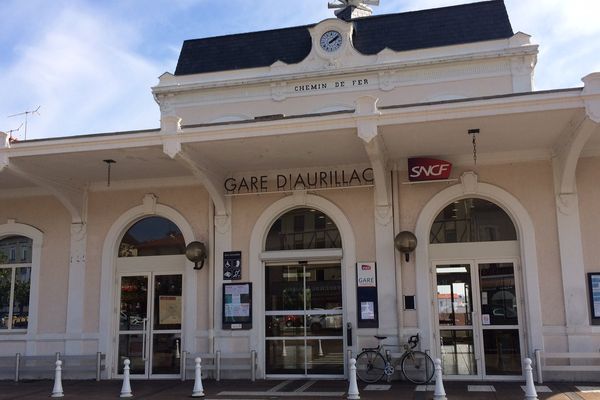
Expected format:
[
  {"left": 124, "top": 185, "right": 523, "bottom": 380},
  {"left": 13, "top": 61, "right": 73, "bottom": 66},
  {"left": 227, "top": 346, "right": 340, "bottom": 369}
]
[{"left": 355, "top": 334, "right": 434, "bottom": 384}]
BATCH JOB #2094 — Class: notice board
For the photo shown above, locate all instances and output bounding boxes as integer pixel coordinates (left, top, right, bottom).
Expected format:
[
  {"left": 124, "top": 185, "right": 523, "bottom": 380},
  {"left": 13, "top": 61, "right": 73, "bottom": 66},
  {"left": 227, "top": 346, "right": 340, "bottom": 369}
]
[{"left": 222, "top": 282, "right": 252, "bottom": 330}]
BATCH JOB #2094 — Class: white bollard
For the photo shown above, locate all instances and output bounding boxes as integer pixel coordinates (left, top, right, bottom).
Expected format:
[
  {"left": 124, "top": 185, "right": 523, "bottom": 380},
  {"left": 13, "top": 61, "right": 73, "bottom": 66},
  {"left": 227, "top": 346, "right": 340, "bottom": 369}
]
[
  {"left": 282, "top": 339, "right": 287, "bottom": 357},
  {"left": 120, "top": 359, "right": 133, "bottom": 398},
  {"left": 523, "top": 358, "right": 538, "bottom": 400},
  {"left": 192, "top": 357, "right": 205, "bottom": 397},
  {"left": 433, "top": 358, "right": 447, "bottom": 400},
  {"left": 347, "top": 358, "right": 360, "bottom": 400},
  {"left": 51, "top": 360, "right": 64, "bottom": 398},
  {"left": 318, "top": 339, "right": 324, "bottom": 357}
]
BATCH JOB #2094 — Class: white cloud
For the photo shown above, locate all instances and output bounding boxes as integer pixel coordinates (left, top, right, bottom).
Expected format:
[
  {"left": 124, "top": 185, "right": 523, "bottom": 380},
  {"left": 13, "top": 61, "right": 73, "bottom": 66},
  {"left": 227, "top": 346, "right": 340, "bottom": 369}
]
[
  {"left": 1, "top": 0, "right": 599, "bottom": 140},
  {"left": 0, "top": 5, "right": 166, "bottom": 139}
]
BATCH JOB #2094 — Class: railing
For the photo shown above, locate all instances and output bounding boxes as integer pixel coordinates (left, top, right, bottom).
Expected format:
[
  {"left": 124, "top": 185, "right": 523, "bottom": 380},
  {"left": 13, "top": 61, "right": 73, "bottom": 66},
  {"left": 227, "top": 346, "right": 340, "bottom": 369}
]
[
  {"left": 181, "top": 350, "right": 256, "bottom": 382},
  {"left": 2, "top": 352, "right": 105, "bottom": 382},
  {"left": 535, "top": 349, "right": 600, "bottom": 383}
]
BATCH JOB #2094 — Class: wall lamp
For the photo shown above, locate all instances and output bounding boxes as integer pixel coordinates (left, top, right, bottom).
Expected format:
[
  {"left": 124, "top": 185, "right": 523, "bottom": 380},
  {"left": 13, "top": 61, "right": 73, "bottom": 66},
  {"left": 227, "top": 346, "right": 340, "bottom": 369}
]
[
  {"left": 186, "top": 241, "right": 208, "bottom": 270},
  {"left": 394, "top": 231, "right": 417, "bottom": 262}
]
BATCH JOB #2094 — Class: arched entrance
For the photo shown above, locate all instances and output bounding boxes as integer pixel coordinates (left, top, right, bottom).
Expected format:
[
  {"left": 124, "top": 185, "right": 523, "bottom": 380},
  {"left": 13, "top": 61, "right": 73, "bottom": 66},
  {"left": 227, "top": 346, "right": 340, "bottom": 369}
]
[
  {"left": 114, "top": 216, "right": 187, "bottom": 379},
  {"left": 99, "top": 195, "right": 197, "bottom": 379},
  {"left": 430, "top": 198, "right": 524, "bottom": 379},
  {"left": 263, "top": 208, "right": 344, "bottom": 377},
  {"left": 249, "top": 193, "right": 357, "bottom": 379},
  {"left": 414, "top": 172, "right": 543, "bottom": 380}
]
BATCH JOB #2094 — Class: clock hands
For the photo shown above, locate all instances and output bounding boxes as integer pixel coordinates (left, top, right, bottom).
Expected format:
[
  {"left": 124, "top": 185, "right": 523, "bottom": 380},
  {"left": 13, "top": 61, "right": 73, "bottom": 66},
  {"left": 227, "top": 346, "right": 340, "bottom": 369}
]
[{"left": 329, "top": 33, "right": 341, "bottom": 44}]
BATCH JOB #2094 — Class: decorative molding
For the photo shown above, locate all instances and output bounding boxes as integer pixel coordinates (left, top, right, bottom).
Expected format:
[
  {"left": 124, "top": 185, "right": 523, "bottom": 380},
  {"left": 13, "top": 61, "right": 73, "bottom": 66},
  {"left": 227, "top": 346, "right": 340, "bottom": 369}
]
[
  {"left": 142, "top": 193, "right": 158, "bottom": 214},
  {"left": 270, "top": 82, "right": 288, "bottom": 101},
  {"left": 582, "top": 73, "right": 600, "bottom": 123},
  {"left": 556, "top": 193, "right": 578, "bottom": 216},
  {"left": 162, "top": 137, "right": 182, "bottom": 159},
  {"left": 375, "top": 204, "right": 393, "bottom": 226},
  {"left": 214, "top": 214, "right": 231, "bottom": 235},
  {"left": 460, "top": 171, "right": 479, "bottom": 194},
  {"left": 378, "top": 70, "right": 396, "bottom": 91}
]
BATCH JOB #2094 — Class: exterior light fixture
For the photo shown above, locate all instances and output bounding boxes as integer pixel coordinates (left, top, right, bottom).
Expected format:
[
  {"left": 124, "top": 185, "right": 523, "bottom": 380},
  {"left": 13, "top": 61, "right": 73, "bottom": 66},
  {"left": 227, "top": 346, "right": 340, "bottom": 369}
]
[
  {"left": 185, "top": 241, "right": 208, "bottom": 270},
  {"left": 394, "top": 231, "right": 418, "bottom": 262}
]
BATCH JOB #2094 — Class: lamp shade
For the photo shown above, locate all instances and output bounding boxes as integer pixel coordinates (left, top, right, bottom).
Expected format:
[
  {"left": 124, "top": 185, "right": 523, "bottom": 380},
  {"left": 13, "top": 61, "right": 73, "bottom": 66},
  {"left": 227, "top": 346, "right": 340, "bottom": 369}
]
[
  {"left": 185, "top": 241, "right": 207, "bottom": 270},
  {"left": 394, "top": 231, "right": 417, "bottom": 262}
]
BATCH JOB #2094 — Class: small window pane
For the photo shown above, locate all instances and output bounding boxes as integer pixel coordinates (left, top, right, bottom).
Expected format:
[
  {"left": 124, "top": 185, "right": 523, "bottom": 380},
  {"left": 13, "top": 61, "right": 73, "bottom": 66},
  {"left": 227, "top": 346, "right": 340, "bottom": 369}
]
[
  {"left": 430, "top": 199, "right": 517, "bottom": 244},
  {"left": 119, "top": 217, "right": 185, "bottom": 257},
  {"left": 12, "top": 267, "right": 31, "bottom": 329},
  {"left": 265, "top": 208, "right": 341, "bottom": 251},
  {"left": 0, "top": 236, "right": 33, "bottom": 264},
  {"left": 0, "top": 269, "right": 11, "bottom": 330}
]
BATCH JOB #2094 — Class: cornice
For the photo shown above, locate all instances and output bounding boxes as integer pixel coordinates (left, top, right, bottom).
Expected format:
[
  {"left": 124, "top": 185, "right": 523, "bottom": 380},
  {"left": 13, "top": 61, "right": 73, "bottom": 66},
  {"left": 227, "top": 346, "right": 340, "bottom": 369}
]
[
  {"left": 1, "top": 88, "right": 583, "bottom": 158},
  {"left": 152, "top": 45, "right": 539, "bottom": 96}
]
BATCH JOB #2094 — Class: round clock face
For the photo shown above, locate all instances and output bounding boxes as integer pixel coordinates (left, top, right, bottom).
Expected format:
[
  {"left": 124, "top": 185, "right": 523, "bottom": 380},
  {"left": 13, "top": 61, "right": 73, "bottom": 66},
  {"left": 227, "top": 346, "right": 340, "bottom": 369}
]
[{"left": 320, "top": 30, "right": 343, "bottom": 53}]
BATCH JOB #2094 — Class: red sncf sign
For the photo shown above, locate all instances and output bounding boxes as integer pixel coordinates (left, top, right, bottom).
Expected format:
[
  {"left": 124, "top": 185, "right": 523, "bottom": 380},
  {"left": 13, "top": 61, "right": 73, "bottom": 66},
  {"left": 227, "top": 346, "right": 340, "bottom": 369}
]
[{"left": 408, "top": 158, "right": 452, "bottom": 182}]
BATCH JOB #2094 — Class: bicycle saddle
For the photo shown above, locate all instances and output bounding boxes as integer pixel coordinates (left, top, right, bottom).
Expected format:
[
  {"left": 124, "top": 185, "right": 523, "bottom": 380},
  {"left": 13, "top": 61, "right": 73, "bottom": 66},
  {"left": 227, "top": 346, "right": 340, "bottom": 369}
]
[{"left": 374, "top": 335, "right": 387, "bottom": 340}]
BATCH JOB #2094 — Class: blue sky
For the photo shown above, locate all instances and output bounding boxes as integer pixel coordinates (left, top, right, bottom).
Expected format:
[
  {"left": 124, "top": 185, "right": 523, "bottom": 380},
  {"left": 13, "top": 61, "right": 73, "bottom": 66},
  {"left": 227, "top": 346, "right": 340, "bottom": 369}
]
[{"left": 1, "top": 0, "right": 599, "bottom": 140}]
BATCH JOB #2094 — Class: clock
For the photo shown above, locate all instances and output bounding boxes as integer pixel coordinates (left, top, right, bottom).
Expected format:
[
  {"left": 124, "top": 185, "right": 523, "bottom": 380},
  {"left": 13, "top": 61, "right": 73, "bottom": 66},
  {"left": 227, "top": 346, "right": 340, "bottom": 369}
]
[{"left": 320, "top": 30, "right": 343, "bottom": 53}]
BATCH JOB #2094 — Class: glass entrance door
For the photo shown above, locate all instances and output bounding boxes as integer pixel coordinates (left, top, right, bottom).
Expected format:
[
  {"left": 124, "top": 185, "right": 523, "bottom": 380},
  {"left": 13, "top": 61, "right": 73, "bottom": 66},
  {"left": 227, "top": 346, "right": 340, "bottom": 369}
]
[
  {"left": 265, "top": 263, "right": 344, "bottom": 377},
  {"left": 435, "top": 262, "right": 523, "bottom": 378},
  {"left": 117, "top": 273, "right": 183, "bottom": 378}
]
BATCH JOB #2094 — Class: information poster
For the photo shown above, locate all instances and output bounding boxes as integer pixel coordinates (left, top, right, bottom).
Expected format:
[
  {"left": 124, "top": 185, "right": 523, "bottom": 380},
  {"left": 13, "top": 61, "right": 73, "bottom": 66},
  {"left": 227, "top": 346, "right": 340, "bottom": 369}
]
[
  {"left": 159, "top": 296, "right": 182, "bottom": 325},
  {"left": 223, "top": 283, "right": 252, "bottom": 329},
  {"left": 588, "top": 273, "right": 600, "bottom": 324},
  {"left": 356, "top": 262, "right": 379, "bottom": 328},
  {"left": 361, "top": 301, "right": 375, "bottom": 320}
]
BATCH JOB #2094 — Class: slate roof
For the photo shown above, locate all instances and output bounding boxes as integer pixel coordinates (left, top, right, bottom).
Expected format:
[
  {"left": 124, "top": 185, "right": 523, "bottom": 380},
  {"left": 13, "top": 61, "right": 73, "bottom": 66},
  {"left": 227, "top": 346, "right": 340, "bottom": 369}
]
[{"left": 174, "top": 0, "right": 513, "bottom": 76}]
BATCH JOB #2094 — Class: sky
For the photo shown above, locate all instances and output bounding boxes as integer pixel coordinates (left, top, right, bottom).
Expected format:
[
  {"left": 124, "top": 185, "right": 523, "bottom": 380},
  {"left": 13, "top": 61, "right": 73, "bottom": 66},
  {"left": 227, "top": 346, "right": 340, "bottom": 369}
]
[{"left": 1, "top": 0, "right": 599, "bottom": 141}]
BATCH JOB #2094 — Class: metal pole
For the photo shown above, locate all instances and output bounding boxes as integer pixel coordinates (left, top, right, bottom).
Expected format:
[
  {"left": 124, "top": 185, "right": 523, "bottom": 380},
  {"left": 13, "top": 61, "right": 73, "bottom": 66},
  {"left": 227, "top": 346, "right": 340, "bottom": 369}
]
[
  {"left": 251, "top": 350, "right": 256, "bottom": 382},
  {"left": 535, "top": 350, "right": 543, "bottom": 384},
  {"left": 96, "top": 352, "right": 102, "bottom": 381},
  {"left": 216, "top": 351, "right": 221, "bottom": 382},
  {"left": 15, "top": 353, "right": 20, "bottom": 382},
  {"left": 181, "top": 351, "right": 187, "bottom": 382}
]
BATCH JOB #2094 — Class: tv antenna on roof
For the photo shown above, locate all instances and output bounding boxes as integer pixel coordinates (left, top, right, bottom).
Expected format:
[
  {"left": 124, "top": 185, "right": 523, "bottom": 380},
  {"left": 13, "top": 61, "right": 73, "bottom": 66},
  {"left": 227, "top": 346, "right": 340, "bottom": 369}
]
[
  {"left": 7, "top": 106, "right": 40, "bottom": 141},
  {"left": 328, "top": 0, "right": 380, "bottom": 13},
  {"left": 5, "top": 123, "right": 23, "bottom": 143}
]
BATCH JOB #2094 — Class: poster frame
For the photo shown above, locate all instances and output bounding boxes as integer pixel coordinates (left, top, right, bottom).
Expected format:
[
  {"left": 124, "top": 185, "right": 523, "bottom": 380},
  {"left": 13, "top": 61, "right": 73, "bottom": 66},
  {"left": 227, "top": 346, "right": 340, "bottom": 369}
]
[
  {"left": 587, "top": 273, "right": 600, "bottom": 325},
  {"left": 222, "top": 282, "right": 253, "bottom": 330}
]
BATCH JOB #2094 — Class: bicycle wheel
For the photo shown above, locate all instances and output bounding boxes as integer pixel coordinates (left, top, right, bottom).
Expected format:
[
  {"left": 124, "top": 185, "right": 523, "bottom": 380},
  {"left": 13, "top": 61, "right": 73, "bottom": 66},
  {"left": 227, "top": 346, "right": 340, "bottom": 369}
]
[
  {"left": 355, "top": 350, "right": 386, "bottom": 383},
  {"left": 400, "top": 350, "right": 435, "bottom": 384}
]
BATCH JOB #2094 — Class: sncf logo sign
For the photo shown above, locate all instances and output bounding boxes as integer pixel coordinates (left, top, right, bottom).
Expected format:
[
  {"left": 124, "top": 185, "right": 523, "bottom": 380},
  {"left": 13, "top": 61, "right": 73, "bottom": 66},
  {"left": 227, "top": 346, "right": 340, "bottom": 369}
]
[
  {"left": 408, "top": 158, "right": 452, "bottom": 182},
  {"left": 361, "top": 264, "right": 371, "bottom": 271}
]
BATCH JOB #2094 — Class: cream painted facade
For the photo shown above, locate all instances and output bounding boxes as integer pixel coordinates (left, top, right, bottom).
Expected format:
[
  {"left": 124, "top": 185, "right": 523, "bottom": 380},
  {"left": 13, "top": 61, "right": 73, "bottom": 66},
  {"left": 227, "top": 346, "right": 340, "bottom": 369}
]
[{"left": 2, "top": 1, "right": 600, "bottom": 382}]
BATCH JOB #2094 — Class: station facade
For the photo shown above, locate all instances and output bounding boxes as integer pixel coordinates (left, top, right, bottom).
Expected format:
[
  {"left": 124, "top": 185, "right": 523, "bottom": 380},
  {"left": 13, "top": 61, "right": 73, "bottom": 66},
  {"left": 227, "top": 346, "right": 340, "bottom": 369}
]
[{"left": 1, "top": 0, "right": 600, "bottom": 381}]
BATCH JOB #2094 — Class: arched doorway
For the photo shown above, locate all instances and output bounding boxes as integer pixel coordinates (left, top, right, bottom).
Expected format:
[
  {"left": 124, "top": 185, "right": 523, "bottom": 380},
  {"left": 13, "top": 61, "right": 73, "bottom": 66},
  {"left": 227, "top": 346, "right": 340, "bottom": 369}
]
[
  {"left": 263, "top": 207, "right": 345, "bottom": 378},
  {"left": 430, "top": 198, "right": 525, "bottom": 379},
  {"left": 114, "top": 216, "right": 186, "bottom": 379}
]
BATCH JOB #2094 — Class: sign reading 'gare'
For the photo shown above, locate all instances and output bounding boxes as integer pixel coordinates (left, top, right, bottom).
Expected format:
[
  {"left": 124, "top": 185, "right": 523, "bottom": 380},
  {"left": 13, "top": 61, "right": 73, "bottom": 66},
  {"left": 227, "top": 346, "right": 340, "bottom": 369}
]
[
  {"left": 408, "top": 158, "right": 452, "bottom": 182},
  {"left": 224, "top": 168, "right": 374, "bottom": 195}
]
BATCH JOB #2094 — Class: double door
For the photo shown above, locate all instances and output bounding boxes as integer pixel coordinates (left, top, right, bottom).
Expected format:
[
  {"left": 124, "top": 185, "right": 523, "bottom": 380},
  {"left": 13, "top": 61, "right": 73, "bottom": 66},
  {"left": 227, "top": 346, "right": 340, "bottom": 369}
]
[
  {"left": 116, "top": 273, "right": 183, "bottom": 378},
  {"left": 435, "top": 261, "right": 524, "bottom": 379},
  {"left": 265, "top": 263, "right": 345, "bottom": 377}
]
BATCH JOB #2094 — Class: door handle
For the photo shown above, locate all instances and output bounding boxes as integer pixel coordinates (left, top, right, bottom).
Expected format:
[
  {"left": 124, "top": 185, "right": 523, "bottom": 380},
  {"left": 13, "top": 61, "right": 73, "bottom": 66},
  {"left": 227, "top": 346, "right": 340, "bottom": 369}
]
[{"left": 141, "top": 318, "right": 148, "bottom": 361}]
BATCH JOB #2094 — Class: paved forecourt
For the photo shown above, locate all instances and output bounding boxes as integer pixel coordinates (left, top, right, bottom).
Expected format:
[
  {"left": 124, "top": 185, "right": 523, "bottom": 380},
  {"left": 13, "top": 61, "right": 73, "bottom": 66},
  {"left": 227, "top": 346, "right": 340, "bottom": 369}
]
[{"left": 2, "top": 380, "right": 600, "bottom": 399}]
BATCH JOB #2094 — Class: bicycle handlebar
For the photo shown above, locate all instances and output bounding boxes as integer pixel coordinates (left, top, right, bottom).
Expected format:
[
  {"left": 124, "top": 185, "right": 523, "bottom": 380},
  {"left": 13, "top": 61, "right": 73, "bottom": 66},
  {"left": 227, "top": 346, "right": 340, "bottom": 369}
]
[{"left": 408, "top": 334, "right": 419, "bottom": 349}]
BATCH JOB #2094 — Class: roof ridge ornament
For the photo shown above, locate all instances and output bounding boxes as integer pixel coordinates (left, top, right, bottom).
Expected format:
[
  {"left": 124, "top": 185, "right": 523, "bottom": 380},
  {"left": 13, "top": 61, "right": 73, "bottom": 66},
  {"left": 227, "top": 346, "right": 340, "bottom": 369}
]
[{"left": 328, "top": 0, "right": 379, "bottom": 20}]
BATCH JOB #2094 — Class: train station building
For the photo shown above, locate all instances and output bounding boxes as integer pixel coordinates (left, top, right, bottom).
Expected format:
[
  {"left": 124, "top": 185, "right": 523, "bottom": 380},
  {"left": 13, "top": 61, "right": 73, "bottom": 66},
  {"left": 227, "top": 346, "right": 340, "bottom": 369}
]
[{"left": 1, "top": 0, "right": 600, "bottom": 381}]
